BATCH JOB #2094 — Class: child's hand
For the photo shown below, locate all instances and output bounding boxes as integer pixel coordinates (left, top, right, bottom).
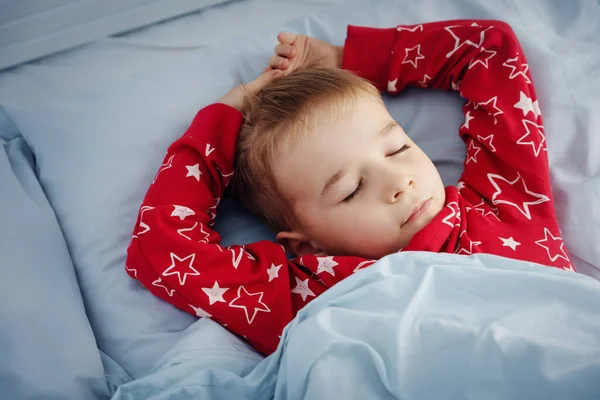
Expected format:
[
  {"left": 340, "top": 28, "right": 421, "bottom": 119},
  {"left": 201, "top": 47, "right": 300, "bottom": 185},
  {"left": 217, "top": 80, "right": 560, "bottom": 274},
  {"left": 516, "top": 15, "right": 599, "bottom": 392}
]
[
  {"left": 266, "top": 32, "right": 343, "bottom": 75},
  {"left": 219, "top": 69, "right": 284, "bottom": 112}
]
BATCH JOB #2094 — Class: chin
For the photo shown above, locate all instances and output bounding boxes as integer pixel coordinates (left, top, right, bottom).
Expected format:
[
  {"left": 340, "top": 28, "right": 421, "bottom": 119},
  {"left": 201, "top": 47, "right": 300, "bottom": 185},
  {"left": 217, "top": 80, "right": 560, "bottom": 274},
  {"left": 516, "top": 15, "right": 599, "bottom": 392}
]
[
  {"left": 367, "top": 245, "right": 403, "bottom": 260},
  {"left": 433, "top": 194, "right": 446, "bottom": 215}
]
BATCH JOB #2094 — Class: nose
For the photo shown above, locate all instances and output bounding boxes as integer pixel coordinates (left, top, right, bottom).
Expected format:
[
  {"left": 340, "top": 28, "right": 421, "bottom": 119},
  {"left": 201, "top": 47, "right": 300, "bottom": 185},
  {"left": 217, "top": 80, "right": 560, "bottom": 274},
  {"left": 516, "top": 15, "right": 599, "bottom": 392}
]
[{"left": 387, "top": 171, "right": 413, "bottom": 204}]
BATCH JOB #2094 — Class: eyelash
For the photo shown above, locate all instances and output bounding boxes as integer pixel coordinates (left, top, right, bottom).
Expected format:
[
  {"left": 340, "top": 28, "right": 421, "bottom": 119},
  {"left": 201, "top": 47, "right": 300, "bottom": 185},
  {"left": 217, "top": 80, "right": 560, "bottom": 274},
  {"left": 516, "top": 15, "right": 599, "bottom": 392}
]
[
  {"left": 386, "top": 144, "right": 411, "bottom": 157},
  {"left": 341, "top": 144, "right": 411, "bottom": 204},
  {"left": 343, "top": 179, "right": 363, "bottom": 203}
]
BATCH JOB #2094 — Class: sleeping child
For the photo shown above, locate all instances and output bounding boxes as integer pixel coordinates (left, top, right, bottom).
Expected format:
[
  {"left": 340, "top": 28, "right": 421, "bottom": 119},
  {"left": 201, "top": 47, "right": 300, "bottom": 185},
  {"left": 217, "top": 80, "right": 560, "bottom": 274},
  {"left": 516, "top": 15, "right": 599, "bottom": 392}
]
[{"left": 125, "top": 19, "right": 574, "bottom": 355}]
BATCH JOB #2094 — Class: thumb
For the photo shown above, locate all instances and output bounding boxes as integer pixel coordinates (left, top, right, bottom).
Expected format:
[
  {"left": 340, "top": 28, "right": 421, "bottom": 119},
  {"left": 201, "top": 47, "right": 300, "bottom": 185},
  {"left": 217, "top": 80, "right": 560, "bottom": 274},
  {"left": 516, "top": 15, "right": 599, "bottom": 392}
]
[{"left": 246, "top": 69, "right": 284, "bottom": 94}]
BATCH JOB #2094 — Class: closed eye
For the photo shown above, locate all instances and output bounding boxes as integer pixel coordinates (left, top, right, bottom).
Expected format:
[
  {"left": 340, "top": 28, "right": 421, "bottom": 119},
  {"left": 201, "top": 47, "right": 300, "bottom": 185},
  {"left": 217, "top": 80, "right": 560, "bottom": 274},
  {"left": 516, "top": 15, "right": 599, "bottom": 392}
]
[
  {"left": 386, "top": 144, "right": 411, "bottom": 157},
  {"left": 342, "top": 179, "right": 363, "bottom": 203}
]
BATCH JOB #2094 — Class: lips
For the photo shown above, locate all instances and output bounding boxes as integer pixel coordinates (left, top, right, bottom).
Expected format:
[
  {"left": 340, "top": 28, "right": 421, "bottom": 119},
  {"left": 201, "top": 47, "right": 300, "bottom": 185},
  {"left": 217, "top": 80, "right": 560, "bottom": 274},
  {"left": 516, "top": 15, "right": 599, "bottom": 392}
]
[{"left": 402, "top": 198, "right": 432, "bottom": 226}]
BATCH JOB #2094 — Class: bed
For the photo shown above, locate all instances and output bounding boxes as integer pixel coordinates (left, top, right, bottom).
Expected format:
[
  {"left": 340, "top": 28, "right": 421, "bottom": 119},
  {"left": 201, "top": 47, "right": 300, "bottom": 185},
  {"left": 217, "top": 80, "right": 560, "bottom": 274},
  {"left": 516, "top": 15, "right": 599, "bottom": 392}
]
[{"left": 1, "top": 0, "right": 599, "bottom": 399}]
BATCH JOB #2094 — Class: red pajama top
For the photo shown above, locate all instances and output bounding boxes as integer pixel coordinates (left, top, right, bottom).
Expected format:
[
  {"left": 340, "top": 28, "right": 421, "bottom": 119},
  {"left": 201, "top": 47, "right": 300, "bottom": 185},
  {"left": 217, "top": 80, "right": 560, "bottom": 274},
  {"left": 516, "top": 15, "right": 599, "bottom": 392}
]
[{"left": 126, "top": 20, "right": 574, "bottom": 355}]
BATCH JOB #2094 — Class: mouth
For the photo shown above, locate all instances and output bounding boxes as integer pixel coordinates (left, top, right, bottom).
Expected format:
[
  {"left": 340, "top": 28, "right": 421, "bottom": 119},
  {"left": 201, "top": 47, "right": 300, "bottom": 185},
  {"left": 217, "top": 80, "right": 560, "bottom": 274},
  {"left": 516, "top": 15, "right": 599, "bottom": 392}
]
[{"left": 401, "top": 198, "right": 432, "bottom": 227}]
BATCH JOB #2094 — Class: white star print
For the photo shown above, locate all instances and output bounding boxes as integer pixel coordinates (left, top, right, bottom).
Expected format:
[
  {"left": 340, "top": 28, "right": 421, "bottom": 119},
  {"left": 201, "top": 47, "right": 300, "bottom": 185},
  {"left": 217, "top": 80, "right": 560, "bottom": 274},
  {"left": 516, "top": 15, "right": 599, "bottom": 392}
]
[
  {"left": 487, "top": 172, "right": 550, "bottom": 220},
  {"left": 199, "top": 224, "right": 209, "bottom": 243},
  {"left": 535, "top": 228, "right": 569, "bottom": 263},
  {"left": 455, "top": 237, "right": 482, "bottom": 255},
  {"left": 442, "top": 201, "right": 461, "bottom": 227},
  {"left": 451, "top": 80, "right": 461, "bottom": 91},
  {"left": 207, "top": 197, "right": 220, "bottom": 225},
  {"left": 202, "top": 281, "right": 229, "bottom": 305},
  {"left": 397, "top": 24, "right": 423, "bottom": 33},
  {"left": 207, "top": 211, "right": 216, "bottom": 225},
  {"left": 176, "top": 221, "right": 209, "bottom": 242},
  {"left": 171, "top": 205, "right": 195, "bottom": 220},
  {"left": 215, "top": 166, "right": 234, "bottom": 180},
  {"left": 162, "top": 252, "right": 200, "bottom": 286},
  {"left": 291, "top": 277, "right": 316, "bottom": 302},
  {"left": 418, "top": 74, "right": 432, "bottom": 87},
  {"left": 138, "top": 205, "right": 154, "bottom": 235},
  {"left": 231, "top": 248, "right": 244, "bottom": 269},
  {"left": 499, "top": 236, "right": 521, "bottom": 251},
  {"left": 152, "top": 278, "right": 175, "bottom": 297},
  {"left": 267, "top": 263, "right": 282, "bottom": 282},
  {"left": 477, "top": 134, "right": 497, "bottom": 152},
  {"left": 205, "top": 143, "right": 215, "bottom": 157},
  {"left": 517, "top": 120, "right": 546, "bottom": 157},
  {"left": 462, "top": 110, "right": 475, "bottom": 130},
  {"left": 153, "top": 155, "right": 174, "bottom": 184},
  {"left": 402, "top": 44, "right": 425, "bottom": 68},
  {"left": 468, "top": 47, "right": 497, "bottom": 69},
  {"left": 128, "top": 235, "right": 137, "bottom": 248},
  {"left": 353, "top": 260, "right": 375, "bottom": 274},
  {"left": 472, "top": 199, "right": 500, "bottom": 221},
  {"left": 476, "top": 96, "right": 504, "bottom": 125},
  {"left": 228, "top": 286, "right": 271, "bottom": 324},
  {"left": 242, "top": 246, "right": 256, "bottom": 261},
  {"left": 208, "top": 197, "right": 220, "bottom": 213},
  {"left": 502, "top": 55, "right": 531, "bottom": 83},
  {"left": 316, "top": 256, "right": 338, "bottom": 277},
  {"left": 532, "top": 100, "right": 541, "bottom": 118},
  {"left": 125, "top": 264, "right": 137, "bottom": 278},
  {"left": 189, "top": 304, "right": 211, "bottom": 318},
  {"left": 444, "top": 25, "right": 492, "bottom": 58},
  {"left": 388, "top": 78, "right": 398, "bottom": 92},
  {"left": 456, "top": 181, "right": 466, "bottom": 192},
  {"left": 513, "top": 91, "right": 536, "bottom": 117},
  {"left": 185, "top": 164, "right": 202, "bottom": 181},
  {"left": 466, "top": 140, "right": 481, "bottom": 164}
]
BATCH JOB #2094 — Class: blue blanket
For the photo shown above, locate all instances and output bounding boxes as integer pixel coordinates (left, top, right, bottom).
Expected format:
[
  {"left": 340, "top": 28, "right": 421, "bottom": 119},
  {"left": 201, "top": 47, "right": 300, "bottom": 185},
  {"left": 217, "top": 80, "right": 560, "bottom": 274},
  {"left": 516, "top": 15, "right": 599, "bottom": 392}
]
[{"left": 112, "top": 253, "right": 600, "bottom": 399}]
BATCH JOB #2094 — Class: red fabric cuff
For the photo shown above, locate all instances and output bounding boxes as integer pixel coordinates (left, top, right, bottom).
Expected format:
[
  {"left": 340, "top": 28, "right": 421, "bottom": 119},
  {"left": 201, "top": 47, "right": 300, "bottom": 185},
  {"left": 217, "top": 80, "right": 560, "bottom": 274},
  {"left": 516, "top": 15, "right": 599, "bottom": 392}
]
[
  {"left": 187, "top": 103, "right": 244, "bottom": 140},
  {"left": 342, "top": 25, "right": 397, "bottom": 90}
]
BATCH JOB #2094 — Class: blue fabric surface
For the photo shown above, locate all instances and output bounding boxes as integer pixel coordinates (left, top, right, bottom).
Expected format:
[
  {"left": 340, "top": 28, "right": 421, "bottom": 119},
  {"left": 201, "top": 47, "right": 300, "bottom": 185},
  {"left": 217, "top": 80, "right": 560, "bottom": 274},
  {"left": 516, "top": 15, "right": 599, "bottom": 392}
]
[
  {"left": 0, "top": 111, "right": 110, "bottom": 399},
  {"left": 111, "top": 253, "right": 600, "bottom": 400},
  {"left": 0, "top": 0, "right": 599, "bottom": 398}
]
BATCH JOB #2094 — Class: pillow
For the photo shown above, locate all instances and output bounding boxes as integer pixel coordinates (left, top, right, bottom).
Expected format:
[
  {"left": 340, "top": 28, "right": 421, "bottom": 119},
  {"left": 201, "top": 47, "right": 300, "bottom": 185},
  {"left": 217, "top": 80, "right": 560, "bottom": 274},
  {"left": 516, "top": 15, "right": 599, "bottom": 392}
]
[
  {"left": 0, "top": 111, "right": 110, "bottom": 399},
  {"left": 1, "top": 0, "right": 599, "bottom": 389}
]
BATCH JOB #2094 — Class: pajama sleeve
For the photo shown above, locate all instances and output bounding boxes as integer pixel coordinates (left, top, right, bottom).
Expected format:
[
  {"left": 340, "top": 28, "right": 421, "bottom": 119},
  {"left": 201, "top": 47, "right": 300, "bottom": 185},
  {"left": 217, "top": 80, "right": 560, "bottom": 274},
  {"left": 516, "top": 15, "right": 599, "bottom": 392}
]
[
  {"left": 125, "top": 103, "right": 371, "bottom": 355},
  {"left": 342, "top": 20, "right": 558, "bottom": 225}
]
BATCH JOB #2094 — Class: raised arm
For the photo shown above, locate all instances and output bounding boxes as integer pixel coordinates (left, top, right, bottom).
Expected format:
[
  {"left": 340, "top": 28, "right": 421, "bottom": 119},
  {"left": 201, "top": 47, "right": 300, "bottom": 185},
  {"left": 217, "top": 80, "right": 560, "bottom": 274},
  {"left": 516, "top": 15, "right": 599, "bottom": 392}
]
[
  {"left": 342, "top": 20, "right": 556, "bottom": 223},
  {"left": 126, "top": 74, "right": 372, "bottom": 354}
]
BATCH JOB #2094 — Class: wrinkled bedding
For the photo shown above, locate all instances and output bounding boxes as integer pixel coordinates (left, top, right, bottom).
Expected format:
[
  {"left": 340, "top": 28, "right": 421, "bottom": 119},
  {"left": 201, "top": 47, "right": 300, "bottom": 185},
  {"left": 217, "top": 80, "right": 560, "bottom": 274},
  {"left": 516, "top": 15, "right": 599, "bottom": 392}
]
[
  {"left": 112, "top": 253, "right": 600, "bottom": 400},
  {"left": 1, "top": 0, "right": 599, "bottom": 398}
]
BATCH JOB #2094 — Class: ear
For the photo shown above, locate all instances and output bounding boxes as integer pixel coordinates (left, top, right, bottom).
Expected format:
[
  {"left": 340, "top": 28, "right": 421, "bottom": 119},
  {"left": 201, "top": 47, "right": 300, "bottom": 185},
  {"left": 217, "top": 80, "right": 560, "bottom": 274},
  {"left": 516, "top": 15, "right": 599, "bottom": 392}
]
[{"left": 276, "top": 230, "right": 327, "bottom": 257}]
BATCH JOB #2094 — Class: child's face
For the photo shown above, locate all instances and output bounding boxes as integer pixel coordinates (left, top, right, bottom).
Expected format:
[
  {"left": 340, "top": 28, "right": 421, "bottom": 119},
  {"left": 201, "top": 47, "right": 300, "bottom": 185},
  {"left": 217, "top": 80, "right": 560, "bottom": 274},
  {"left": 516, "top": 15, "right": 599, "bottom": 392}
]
[{"left": 273, "top": 94, "right": 446, "bottom": 259}]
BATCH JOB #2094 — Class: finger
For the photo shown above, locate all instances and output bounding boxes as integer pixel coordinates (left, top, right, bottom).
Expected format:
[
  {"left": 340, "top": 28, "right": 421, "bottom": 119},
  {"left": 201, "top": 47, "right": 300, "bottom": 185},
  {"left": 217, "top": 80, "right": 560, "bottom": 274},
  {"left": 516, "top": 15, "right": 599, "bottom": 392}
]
[
  {"left": 275, "top": 43, "right": 296, "bottom": 58},
  {"left": 268, "top": 54, "right": 289, "bottom": 70},
  {"left": 263, "top": 65, "right": 272, "bottom": 72},
  {"left": 277, "top": 32, "right": 296, "bottom": 45},
  {"left": 247, "top": 69, "right": 284, "bottom": 94}
]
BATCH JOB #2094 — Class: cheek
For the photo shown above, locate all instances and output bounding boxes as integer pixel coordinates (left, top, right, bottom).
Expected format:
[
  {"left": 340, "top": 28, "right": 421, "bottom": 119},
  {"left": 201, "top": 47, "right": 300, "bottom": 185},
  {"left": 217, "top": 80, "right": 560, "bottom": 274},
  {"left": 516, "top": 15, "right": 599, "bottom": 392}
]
[
  {"left": 317, "top": 208, "right": 393, "bottom": 244},
  {"left": 413, "top": 152, "right": 438, "bottom": 180}
]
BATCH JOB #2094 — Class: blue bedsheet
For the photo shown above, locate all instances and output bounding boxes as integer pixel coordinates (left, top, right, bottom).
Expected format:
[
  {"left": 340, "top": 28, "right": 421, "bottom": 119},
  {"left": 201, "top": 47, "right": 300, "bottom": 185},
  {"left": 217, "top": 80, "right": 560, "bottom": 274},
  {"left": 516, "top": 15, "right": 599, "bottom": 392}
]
[
  {"left": 2, "top": 0, "right": 600, "bottom": 398},
  {"left": 112, "top": 253, "right": 600, "bottom": 399}
]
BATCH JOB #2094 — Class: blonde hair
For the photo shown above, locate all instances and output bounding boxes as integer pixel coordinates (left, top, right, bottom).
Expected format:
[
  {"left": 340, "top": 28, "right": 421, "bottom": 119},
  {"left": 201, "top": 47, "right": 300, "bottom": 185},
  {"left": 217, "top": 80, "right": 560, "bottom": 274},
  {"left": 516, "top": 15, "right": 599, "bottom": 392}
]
[{"left": 231, "top": 67, "right": 382, "bottom": 232}]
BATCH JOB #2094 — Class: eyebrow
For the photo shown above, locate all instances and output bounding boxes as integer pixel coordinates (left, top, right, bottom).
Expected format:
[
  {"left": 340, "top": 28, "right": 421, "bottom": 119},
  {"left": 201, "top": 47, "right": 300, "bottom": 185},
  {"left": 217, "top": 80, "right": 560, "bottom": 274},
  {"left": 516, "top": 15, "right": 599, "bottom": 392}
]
[
  {"left": 380, "top": 120, "right": 399, "bottom": 137},
  {"left": 320, "top": 121, "right": 400, "bottom": 199},
  {"left": 321, "top": 169, "right": 346, "bottom": 199}
]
